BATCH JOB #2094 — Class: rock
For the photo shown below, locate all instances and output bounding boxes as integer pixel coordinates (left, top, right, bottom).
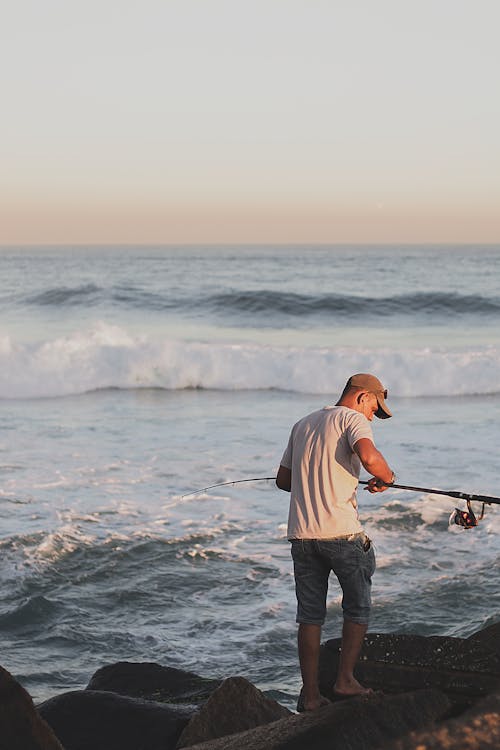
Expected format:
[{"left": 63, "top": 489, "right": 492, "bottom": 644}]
[
  {"left": 176, "top": 676, "right": 292, "bottom": 748},
  {"left": 468, "top": 621, "right": 500, "bottom": 657},
  {"left": 319, "top": 632, "right": 500, "bottom": 705},
  {"left": 386, "top": 689, "right": 500, "bottom": 749},
  {"left": 0, "top": 664, "right": 64, "bottom": 750},
  {"left": 37, "top": 689, "right": 192, "bottom": 750},
  {"left": 176, "top": 688, "right": 451, "bottom": 750},
  {"left": 86, "top": 661, "right": 221, "bottom": 706}
]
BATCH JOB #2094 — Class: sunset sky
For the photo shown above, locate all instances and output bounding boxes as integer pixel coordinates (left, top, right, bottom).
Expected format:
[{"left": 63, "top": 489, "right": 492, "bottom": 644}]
[{"left": 1, "top": 0, "right": 499, "bottom": 244}]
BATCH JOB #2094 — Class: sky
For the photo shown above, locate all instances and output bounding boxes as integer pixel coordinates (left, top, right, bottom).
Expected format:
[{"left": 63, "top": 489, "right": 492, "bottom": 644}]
[{"left": 1, "top": 0, "right": 499, "bottom": 244}]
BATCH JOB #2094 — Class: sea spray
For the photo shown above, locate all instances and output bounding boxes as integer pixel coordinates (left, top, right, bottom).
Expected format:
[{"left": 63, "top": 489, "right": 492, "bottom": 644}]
[{"left": 0, "top": 323, "right": 499, "bottom": 399}]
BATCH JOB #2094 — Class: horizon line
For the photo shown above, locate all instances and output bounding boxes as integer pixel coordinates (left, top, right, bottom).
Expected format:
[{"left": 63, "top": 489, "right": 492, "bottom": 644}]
[{"left": 2, "top": 241, "right": 500, "bottom": 249}]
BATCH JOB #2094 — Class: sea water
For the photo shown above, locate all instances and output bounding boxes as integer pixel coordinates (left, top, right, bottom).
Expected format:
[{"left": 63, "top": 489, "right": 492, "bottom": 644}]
[{"left": 0, "top": 244, "right": 499, "bottom": 708}]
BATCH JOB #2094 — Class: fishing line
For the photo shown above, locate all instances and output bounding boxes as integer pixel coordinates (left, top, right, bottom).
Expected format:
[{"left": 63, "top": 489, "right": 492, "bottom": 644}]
[
  {"left": 183, "top": 476, "right": 500, "bottom": 528},
  {"left": 182, "top": 477, "right": 275, "bottom": 498}
]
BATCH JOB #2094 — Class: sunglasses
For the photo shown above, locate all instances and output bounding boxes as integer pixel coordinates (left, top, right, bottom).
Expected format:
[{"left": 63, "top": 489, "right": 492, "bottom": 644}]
[{"left": 370, "top": 389, "right": 388, "bottom": 399}]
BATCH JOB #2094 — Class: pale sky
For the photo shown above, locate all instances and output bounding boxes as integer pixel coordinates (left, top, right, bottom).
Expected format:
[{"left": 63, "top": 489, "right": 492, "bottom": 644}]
[{"left": 1, "top": 0, "right": 499, "bottom": 244}]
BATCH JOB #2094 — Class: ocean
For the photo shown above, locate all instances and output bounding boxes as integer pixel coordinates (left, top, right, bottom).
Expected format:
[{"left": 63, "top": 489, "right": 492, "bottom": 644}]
[{"left": 0, "top": 244, "right": 499, "bottom": 710}]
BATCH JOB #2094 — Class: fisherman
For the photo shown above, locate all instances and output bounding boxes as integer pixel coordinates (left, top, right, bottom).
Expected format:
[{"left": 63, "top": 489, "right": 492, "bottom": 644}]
[{"left": 276, "top": 373, "right": 395, "bottom": 712}]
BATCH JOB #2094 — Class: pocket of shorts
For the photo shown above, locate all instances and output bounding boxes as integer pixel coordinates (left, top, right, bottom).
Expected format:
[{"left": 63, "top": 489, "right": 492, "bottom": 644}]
[
  {"left": 365, "top": 546, "right": 376, "bottom": 576},
  {"left": 290, "top": 540, "right": 305, "bottom": 562},
  {"left": 356, "top": 539, "right": 376, "bottom": 575}
]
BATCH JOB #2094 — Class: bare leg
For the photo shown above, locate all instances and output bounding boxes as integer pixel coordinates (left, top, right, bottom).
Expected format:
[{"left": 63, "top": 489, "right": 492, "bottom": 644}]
[
  {"left": 334, "top": 619, "right": 372, "bottom": 695},
  {"left": 297, "top": 623, "right": 330, "bottom": 710}
]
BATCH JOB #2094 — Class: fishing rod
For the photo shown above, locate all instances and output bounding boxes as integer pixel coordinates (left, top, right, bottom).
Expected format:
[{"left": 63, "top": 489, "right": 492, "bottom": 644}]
[
  {"left": 183, "top": 477, "right": 500, "bottom": 528},
  {"left": 358, "top": 479, "right": 500, "bottom": 506},
  {"left": 358, "top": 480, "right": 500, "bottom": 528}
]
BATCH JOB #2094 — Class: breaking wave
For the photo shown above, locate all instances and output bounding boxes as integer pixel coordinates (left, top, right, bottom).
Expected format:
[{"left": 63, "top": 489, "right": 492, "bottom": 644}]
[{"left": 0, "top": 324, "right": 499, "bottom": 399}]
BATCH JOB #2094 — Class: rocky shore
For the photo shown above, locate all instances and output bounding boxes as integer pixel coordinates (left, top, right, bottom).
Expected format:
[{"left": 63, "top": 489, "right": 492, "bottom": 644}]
[{"left": 1, "top": 622, "right": 499, "bottom": 750}]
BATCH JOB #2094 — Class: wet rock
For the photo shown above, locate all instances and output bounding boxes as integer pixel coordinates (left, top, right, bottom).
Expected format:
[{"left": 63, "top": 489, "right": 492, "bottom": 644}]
[
  {"left": 86, "top": 661, "right": 221, "bottom": 706},
  {"left": 468, "top": 621, "right": 500, "bottom": 657},
  {"left": 176, "top": 676, "right": 292, "bottom": 748},
  {"left": 319, "top": 632, "right": 500, "bottom": 705},
  {"left": 177, "top": 688, "right": 451, "bottom": 750},
  {"left": 37, "top": 689, "right": 192, "bottom": 750},
  {"left": 386, "top": 689, "right": 500, "bottom": 749},
  {"left": 0, "top": 664, "right": 64, "bottom": 750}
]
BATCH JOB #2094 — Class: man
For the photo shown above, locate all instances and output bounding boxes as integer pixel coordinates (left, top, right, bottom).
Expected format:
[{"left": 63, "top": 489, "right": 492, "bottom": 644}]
[{"left": 276, "top": 373, "right": 395, "bottom": 712}]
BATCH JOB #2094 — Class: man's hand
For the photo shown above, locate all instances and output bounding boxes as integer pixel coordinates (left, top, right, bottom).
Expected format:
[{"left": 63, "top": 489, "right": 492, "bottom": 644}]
[
  {"left": 276, "top": 465, "right": 292, "bottom": 492},
  {"left": 366, "top": 475, "right": 394, "bottom": 493}
]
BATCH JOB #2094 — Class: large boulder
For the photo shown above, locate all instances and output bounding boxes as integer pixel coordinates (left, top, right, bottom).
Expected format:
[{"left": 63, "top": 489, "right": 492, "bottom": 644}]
[
  {"left": 386, "top": 689, "right": 500, "bottom": 749},
  {"left": 86, "top": 661, "right": 221, "bottom": 706},
  {"left": 176, "top": 676, "right": 291, "bottom": 748},
  {"left": 37, "top": 689, "right": 192, "bottom": 750},
  {"left": 0, "top": 665, "right": 64, "bottom": 750},
  {"left": 176, "top": 688, "right": 451, "bottom": 750},
  {"left": 319, "top": 632, "right": 500, "bottom": 706}
]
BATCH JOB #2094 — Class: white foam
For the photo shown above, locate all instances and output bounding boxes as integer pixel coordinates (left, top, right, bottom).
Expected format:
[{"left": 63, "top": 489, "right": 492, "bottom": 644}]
[
  {"left": 374, "top": 551, "right": 411, "bottom": 569},
  {"left": 417, "top": 496, "right": 451, "bottom": 525},
  {"left": 1, "top": 323, "right": 499, "bottom": 399}
]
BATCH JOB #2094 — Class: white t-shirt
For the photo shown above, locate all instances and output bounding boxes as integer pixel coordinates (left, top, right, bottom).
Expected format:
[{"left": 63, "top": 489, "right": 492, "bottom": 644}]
[{"left": 280, "top": 405, "right": 374, "bottom": 539}]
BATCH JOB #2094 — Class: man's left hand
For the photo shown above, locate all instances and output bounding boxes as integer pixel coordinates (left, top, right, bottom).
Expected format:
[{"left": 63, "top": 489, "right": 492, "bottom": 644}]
[{"left": 366, "top": 477, "right": 391, "bottom": 493}]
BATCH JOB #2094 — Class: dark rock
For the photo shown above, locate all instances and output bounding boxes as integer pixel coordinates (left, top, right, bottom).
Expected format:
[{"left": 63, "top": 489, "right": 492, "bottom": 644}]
[
  {"left": 37, "top": 689, "right": 192, "bottom": 750},
  {"left": 176, "top": 676, "right": 292, "bottom": 748},
  {"left": 175, "top": 688, "right": 451, "bottom": 750},
  {"left": 86, "top": 661, "right": 221, "bottom": 705},
  {"left": 386, "top": 689, "right": 500, "bottom": 749},
  {"left": 319, "top": 632, "right": 500, "bottom": 705},
  {"left": 468, "top": 621, "right": 500, "bottom": 657},
  {"left": 0, "top": 665, "right": 64, "bottom": 750}
]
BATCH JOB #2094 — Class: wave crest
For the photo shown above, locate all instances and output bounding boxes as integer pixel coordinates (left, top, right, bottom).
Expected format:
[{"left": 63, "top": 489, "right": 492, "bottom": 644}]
[
  {"left": 22, "top": 286, "right": 500, "bottom": 319},
  {"left": 27, "top": 284, "right": 101, "bottom": 306},
  {"left": 1, "top": 324, "right": 499, "bottom": 400},
  {"left": 207, "top": 290, "right": 500, "bottom": 318}
]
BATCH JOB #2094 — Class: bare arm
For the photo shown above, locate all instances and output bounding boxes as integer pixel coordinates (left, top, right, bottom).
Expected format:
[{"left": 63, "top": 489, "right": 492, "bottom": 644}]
[
  {"left": 354, "top": 438, "right": 394, "bottom": 492},
  {"left": 276, "top": 464, "right": 291, "bottom": 492}
]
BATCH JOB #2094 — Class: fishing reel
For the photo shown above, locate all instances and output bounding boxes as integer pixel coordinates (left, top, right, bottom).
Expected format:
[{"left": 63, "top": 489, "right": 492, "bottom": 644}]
[{"left": 449, "top": 499, "right": 485, "bottom": 529}]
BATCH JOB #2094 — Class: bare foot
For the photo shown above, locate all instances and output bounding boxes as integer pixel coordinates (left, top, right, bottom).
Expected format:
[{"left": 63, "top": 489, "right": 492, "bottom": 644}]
[
  {"left": 333, "top": 677, "right": 374, "bottom": 697},
  {"left": 305, "top": 695, "right": 331, "bottom": 711},
  {"left": 297, "top": 690, "right": 331, "bottom": 712}
]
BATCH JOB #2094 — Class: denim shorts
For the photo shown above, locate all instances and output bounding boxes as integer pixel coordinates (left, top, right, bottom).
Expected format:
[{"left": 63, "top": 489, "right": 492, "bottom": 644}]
[{"left": 290, "top": 536, "right": 376, "bottom": 626}]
